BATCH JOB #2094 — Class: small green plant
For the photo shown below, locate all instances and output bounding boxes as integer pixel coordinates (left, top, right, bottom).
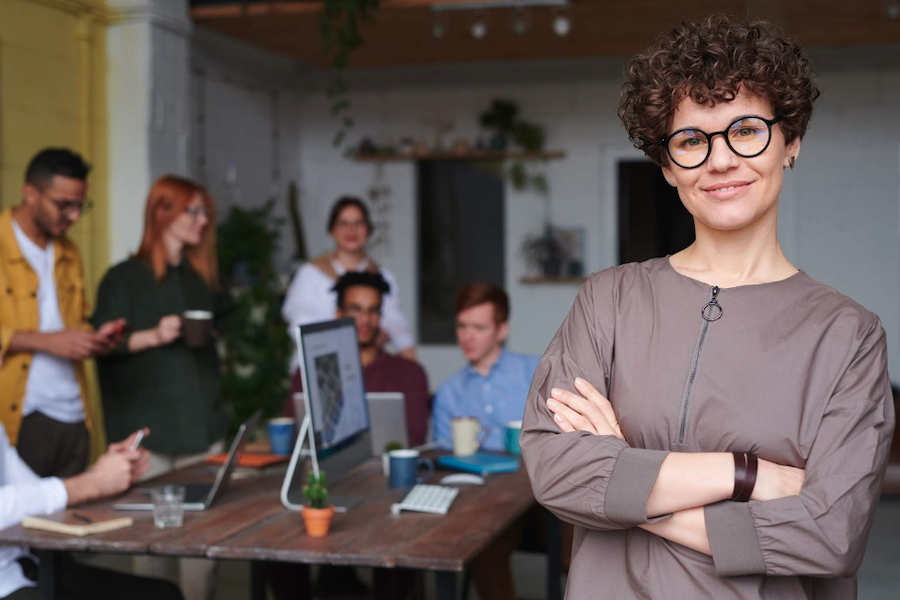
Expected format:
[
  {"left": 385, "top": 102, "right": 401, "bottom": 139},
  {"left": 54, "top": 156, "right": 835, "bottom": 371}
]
[
  {"left": 384, "top": 441, "right": 404, "bottom": 453},
  {"left": 217, "top": 200, "right": 292, "bottom": 435},
  {"left": 303, "top": 470, "right": 329, "bottom": 509},
  {"left": 479, "top": 98, "right": 549, "bottom": 195}
]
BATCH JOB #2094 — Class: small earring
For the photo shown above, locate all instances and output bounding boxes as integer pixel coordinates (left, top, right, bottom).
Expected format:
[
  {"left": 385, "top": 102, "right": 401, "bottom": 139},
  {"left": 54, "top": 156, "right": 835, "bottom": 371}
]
[{"left": 788, "top": 156, "right": 796, "bottom": 171}]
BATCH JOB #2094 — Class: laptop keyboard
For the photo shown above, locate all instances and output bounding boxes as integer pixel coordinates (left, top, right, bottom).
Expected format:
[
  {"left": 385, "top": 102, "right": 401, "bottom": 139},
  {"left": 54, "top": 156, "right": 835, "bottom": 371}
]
[{"left": 391, "top": 484, "right": 459, "bottom": 516}]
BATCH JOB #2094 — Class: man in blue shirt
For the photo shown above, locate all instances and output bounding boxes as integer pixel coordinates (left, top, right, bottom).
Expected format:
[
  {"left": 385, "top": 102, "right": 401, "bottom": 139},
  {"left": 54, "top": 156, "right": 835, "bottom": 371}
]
[
  {"left": 432, "top": 283, "right": 539, "bottom": 451},
  {"left": 431, "top": 283, "right": 540, "bottom": 600}
]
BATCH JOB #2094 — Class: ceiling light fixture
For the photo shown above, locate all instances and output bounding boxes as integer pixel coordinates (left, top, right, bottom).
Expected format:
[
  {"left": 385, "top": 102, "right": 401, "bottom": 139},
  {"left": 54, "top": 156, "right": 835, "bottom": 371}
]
[
  {"left": 432, "top": 9, "right": 447, "bottom": 38},
  {"left": 511, "top": 4, "right": 530, "bottom": 36},
  {"left": 552, "top": 4, "right": 572, "bottom": 37},
  {"left": 471, "top": 10, "right": 488, "bottom": 39}
]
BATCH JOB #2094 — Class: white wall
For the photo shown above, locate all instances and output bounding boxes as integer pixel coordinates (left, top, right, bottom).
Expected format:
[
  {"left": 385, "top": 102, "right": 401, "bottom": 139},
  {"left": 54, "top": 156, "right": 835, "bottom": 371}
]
[
  {"left": 189, "top": 29, "right": 304, "bottom": 271},
  {"left": 106, "top": 0, "right": 192, "bottom": 263},
  {"left": 289, "top": 49, "right": 900, "bottom": 387}
]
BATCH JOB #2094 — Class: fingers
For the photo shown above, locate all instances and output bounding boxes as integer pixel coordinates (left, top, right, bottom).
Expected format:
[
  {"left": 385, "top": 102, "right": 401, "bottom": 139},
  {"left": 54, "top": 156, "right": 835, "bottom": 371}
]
[
  {"left": 574, "top": 378, "right": 623, "bottom": 438},
  {"left": 550, "top": 410, "right": 576, "bottom": 433},
  {"left": 546, "top": 395, "right": 598, "bottom": 435},
  {"left": 550, "top": 387, "right": 616, "bottom": 436}
]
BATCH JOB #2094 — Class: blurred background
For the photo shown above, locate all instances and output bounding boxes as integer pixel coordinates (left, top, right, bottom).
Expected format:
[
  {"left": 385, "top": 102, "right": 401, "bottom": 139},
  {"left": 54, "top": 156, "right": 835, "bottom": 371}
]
[{"left": 1, "top": 0, "right": 898, "bottom": 596}]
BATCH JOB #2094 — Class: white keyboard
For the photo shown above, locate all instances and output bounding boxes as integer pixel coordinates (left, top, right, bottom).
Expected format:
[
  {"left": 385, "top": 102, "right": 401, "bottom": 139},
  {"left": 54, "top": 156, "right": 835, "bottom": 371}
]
[{"left": 391, "top": 484, "right": 459, "bottom": 516}]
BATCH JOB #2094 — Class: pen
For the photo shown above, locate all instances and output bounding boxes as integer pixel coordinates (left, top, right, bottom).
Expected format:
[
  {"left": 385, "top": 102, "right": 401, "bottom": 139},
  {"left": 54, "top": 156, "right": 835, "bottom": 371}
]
[{"left": 71, "top": 512, "right": 93, "bottom": 524}]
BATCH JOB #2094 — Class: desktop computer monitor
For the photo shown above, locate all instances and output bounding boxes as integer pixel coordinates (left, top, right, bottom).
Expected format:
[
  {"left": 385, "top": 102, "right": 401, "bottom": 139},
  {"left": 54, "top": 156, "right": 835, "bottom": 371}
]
[{"left": 281, "top": 318, "right": 374, "bottom": 509}]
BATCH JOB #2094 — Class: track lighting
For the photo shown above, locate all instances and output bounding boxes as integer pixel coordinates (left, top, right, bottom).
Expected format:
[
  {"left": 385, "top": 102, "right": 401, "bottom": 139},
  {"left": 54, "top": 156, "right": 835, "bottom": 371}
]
[{"left": 470, "top": 11, "right": 488, "bottom": 39}]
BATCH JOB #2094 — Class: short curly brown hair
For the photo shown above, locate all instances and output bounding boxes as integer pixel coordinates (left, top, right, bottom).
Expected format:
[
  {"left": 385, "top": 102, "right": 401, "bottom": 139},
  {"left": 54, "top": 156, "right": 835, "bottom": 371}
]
[{"left": 618, "top": 15, "right": 820, "bottom": 166}]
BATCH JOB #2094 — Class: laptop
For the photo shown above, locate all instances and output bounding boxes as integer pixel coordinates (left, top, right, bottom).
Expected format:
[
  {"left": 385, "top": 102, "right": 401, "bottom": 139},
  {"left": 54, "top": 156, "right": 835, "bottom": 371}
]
[
  {"left": 366, "top": 392, "right": 408, "bottom": 454},
  {"left": 291, "top": 392, "right": 408, "bottom": 455},
  {"left": 114, "top": 410, "right": 261, "bottom": 512}
]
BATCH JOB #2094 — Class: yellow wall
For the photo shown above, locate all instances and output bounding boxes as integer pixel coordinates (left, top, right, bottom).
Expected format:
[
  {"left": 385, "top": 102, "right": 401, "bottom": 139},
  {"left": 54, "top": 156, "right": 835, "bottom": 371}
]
[{"left": 0, "top": 0, "right": 109, "bottom": 456}]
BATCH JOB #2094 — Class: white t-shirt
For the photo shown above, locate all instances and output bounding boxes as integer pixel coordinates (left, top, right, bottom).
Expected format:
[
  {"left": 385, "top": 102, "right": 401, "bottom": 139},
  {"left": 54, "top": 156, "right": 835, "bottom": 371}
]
[
  {"left": 281, "top": 256, "right": 414, "bottom": 361},
  {"left": 0, "top": 424, "right": 68, "bottom": 596},
  {"left": 11, "top": 221, "right": 85, "bottom": 424}
]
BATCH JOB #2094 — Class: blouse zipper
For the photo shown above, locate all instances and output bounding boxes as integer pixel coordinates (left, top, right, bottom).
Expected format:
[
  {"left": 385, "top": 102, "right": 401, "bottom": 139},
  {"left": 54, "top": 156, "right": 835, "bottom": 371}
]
[{"left": 676, "top": 286, "right": 723, "bottom": 443}]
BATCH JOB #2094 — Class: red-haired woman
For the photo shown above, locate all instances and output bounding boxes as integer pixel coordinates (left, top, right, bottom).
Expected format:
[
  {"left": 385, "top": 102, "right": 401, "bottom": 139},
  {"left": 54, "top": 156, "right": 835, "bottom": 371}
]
[{"left": 92, "top": 176, "right": 226, "bottom": 472}]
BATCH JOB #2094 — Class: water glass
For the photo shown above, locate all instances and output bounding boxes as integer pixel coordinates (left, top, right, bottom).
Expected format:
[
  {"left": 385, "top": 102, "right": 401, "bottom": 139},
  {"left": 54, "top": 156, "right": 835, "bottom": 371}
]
[{"left": 152, "top": 485, "right": 185, "bottom": 529}]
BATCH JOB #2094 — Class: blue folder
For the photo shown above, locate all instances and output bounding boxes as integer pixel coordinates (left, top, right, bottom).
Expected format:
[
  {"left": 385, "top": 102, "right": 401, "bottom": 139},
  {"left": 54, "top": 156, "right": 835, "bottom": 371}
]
[{"left": 437, "top": 452, "right": 520, "bottom": 476}]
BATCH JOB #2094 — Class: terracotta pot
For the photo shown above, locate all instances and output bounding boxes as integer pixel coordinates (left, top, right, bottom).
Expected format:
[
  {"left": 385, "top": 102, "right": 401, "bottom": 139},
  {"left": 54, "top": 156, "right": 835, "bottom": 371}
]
[{"left": 302, "top": 505, "right": 335, "bottom": 537}]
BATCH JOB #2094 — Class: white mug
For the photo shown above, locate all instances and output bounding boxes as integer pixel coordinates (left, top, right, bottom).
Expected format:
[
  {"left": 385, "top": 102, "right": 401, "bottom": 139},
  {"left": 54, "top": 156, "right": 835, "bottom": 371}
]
[{"left": 451, "top": 416, "right": 487, "bottom": 456}]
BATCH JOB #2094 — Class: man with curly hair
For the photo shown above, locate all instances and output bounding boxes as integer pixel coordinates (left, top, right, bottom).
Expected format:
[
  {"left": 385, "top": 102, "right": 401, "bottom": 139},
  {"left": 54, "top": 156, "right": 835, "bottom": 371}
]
[{"left": 521, "top": 15, "right": 892, "bottom": 599}]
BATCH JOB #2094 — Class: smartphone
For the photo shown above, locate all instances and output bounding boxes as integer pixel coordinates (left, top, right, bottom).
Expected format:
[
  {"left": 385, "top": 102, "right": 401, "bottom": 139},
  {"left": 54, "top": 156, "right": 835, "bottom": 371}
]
[
  {"left": 129, "top": 429, "right": 145, "bottom": 452},
  {"left": 113, "top": 321, "right": 134, "bottom": 336}
]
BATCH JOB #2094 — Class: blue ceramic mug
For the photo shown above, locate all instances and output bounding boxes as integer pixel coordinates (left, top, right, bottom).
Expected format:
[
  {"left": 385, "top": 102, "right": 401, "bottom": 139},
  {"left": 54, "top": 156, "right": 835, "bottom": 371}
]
[
  {"left": 388, "top": 450, "right": 434, "bottom": 488},
  {"left": 506, "top": 420, "right": 523, "bottom": 455},
  {"left": 268, "top": 418, "right": 295, "bottom": 456}
]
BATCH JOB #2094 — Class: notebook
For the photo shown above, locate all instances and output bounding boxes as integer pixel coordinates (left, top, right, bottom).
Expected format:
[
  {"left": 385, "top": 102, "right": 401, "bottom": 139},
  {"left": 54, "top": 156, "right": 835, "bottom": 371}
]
[
  {"left": 437, "top": 452, "right": 520, "bottom": 476},
  {"left": 23, "top": 514, "right": 133, "bottom": 537},
  {"left": 204, "top": 452, "right": 290, "bottom": 469}
]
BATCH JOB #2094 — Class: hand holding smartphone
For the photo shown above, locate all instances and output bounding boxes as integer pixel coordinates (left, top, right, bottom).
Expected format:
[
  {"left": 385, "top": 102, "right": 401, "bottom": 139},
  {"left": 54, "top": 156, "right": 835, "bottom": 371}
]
[{"left": 129, "top": 429, "right": 145, "bottom": 452}]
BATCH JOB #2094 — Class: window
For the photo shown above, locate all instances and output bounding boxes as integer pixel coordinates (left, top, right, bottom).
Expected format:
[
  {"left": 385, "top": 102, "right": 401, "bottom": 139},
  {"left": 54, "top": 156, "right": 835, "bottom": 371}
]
[
  {"left": 418, "top": 161, "right": 505, "bottom": 344},
  {"left": 617, "top": 160, "right": 694, "bottom": 264}
]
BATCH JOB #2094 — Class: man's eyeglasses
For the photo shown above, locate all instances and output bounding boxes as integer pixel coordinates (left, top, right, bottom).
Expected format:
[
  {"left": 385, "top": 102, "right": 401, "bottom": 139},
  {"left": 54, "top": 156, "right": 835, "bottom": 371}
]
[
  {"left": 660, "top": 115, "right": 783, "bottom": 169},
  {"left": 185, "top": 206, "right": 211, "bottom": 218},
  {"left": 343, "top": 305, "right": 382, "bottom": 318},
  {"left": 33, "top": 185, "right": 94, "bottom": 216}
]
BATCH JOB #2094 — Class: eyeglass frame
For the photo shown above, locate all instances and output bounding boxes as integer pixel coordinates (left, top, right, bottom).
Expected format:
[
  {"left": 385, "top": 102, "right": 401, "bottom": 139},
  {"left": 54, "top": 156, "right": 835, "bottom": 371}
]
[
  {"left": 659, "top": 115, "right": 784, "bottom": 170},
  {"left": 184, "top": 205, "right": 211, "bottom": 219},
  {"left": 30, "top": 183, "right": 94, "bottom": 216}
]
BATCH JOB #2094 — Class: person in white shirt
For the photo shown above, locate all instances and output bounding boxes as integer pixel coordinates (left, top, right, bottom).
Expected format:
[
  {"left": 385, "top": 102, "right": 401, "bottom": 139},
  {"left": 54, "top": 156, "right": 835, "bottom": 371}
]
[
  {"left": 282, "top": 196, "right": 415, "bottom": 361},
  {"left": 0, "top": 425, "right": 183, "bottom": 600}
]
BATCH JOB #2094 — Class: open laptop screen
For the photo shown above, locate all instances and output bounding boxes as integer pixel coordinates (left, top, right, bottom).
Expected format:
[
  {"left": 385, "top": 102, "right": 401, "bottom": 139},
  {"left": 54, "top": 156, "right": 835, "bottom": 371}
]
[{"left": 296, "top": 318, "right": 370, "bottom": 453}]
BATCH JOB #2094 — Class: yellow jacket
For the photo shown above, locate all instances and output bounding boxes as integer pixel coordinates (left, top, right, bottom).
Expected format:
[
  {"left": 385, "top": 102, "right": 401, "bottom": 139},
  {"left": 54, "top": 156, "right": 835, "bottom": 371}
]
[{"left": 0, "top": 208, "right": 92, "bottom": 444}]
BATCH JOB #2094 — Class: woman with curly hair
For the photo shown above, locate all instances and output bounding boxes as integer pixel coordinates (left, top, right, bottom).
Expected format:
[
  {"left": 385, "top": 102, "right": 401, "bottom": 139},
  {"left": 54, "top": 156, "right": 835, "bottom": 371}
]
[{"left": 521, "top": 15, "right": 893, "bottom": 599}]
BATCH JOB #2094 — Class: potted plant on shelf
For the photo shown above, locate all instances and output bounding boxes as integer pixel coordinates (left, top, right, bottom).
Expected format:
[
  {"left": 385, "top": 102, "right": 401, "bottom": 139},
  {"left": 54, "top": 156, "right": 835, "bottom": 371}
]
[{"left": 302, "top": 470, "right": 334, "bottom": 537}]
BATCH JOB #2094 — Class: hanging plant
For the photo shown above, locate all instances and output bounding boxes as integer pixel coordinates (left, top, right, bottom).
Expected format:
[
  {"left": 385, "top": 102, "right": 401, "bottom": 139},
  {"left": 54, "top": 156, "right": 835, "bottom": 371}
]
[{"left": 318, "top": 0, "right": 380, "bottom": 149}]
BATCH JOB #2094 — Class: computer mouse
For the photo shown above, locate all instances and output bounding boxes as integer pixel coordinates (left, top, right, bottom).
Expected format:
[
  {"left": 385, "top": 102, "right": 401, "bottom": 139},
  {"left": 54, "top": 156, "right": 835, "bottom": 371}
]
[{"left": 440, "top": 473, "right": 485, "bottom": 486}]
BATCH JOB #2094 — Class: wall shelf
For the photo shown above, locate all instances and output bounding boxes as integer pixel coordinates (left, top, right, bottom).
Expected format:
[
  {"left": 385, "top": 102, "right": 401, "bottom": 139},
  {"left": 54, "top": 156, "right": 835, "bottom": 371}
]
[
  {"left": 353, "top": 150, "right": 566, "bottom": 163},
  {"left": 519, "top": 276, "right": 586, "bottom": 285}
]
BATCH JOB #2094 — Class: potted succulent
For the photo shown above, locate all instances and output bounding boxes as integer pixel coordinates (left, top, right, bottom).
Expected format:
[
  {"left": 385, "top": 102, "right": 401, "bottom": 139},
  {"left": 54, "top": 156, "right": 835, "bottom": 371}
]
[{"left": 301, "top": 470, "right": 334, "bottom": 537}]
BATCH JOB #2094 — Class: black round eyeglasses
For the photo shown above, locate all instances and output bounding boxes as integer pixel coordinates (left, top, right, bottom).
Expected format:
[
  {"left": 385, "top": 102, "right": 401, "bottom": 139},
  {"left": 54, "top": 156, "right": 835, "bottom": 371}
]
[{"left": 660, "top": 115, "right": 783, "bottom": 169}]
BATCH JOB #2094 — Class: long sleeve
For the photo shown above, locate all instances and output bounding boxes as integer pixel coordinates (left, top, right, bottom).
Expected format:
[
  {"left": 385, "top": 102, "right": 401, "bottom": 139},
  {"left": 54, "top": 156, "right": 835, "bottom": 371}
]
[
  {"left": 378, "top": 268, "right": 414, "bottom": 352},
  {"left": 521, "top": 269, "right": 669, "bottom": 531},
  {"left": 705, "top": 318, "right": 895, "bottom": 578},
  {"left": 91, "top": 266, "right": 135, "bottom": 356},
  {"left": 431, "top": 384, "right": 455, "bottom": 449},
  {"left": 403, "top": 363, "right": 430, "bottom": 447},
  {"left": 281, "top": 264, "right": 332, "bottom": 331},
  {"left": 0, "top": 427, "right": 68, "bottom": 532}
]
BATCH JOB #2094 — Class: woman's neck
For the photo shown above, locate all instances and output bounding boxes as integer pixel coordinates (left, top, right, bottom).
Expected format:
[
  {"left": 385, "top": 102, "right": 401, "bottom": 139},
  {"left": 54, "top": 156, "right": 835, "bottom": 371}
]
[
  {"left": 335, "top": 248, "right": 366, "bottom": 270},
  {"left": 671, "top": 210, "right": 797, "bottom": 288},
  {"left": 163, "top": 233, "right": 184, "bottom": 266}
]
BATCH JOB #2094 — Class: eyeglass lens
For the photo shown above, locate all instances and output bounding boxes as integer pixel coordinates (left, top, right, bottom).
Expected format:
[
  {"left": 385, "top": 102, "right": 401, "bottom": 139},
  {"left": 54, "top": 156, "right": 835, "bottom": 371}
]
[{"left": 667, "top": 117, "right": 773, "bottom": 168}]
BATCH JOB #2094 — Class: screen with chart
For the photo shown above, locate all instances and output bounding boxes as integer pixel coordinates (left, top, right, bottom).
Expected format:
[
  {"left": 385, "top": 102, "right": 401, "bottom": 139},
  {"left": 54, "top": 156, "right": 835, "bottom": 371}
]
[{"left": 298, "top": 319, "right": 370, "bottom": 451}]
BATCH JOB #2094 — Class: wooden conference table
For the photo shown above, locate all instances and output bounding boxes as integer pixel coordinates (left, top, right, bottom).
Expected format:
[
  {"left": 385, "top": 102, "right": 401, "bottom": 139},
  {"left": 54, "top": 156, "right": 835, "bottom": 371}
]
[{"left": 0, "top": 457, "right": 562, "bottom": 600}]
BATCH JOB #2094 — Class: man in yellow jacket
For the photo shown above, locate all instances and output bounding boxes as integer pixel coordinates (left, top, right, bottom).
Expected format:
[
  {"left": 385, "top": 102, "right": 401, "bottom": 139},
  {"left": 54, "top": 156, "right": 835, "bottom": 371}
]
[{"left": 0, "top": 148, "right": 124, "bottom": 478}]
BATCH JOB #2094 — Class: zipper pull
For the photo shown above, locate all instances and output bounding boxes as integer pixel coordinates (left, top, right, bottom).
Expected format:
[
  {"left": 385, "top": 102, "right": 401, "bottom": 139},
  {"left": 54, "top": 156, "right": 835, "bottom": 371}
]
[{"left": 701, "top": 285, "right": 723, "bottom": 322}]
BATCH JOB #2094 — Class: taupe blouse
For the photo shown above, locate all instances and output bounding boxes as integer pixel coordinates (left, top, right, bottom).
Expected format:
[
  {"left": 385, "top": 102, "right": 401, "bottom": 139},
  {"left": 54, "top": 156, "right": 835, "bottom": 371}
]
[{"left": 521, "top": 257, "right": 894, "bottom": 599}]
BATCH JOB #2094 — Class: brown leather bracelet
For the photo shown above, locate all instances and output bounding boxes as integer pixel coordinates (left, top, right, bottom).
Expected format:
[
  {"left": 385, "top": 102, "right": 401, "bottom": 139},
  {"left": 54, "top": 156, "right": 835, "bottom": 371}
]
[
  {"left": 735, "top": 453, "right": 759, "bottom": 502},
  {"left": 731, "top": 452, "right": 748, "bottom": 500}
]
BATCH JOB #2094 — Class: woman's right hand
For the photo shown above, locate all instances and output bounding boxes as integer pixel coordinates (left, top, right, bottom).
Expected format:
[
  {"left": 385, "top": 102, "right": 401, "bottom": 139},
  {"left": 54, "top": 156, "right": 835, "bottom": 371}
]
[
  {"left": 751, "top": 458, "right": 805, "bottom": 501},
  {"left": 154, "top": 315, "right": 182, "bottom": 347}
]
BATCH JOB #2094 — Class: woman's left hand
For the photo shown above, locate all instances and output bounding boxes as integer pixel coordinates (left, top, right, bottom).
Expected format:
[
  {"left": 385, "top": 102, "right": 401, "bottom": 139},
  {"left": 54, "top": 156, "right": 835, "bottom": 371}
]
[{"left": 546, "top": 377, "right": 624, "bottom": 439}]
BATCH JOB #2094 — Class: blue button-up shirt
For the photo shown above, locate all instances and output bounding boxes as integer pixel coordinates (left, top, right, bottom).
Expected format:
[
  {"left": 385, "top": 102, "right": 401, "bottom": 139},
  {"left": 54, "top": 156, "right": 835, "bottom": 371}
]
[{"left": 432, "top": 348, "right": 541, "bottom": 452}]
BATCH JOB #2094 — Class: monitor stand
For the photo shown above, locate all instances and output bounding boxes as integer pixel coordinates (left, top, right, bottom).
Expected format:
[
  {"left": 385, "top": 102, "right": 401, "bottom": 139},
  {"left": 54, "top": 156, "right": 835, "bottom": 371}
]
[{"left": 280, "top": 415, "right": 366, "bottom": 512}]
